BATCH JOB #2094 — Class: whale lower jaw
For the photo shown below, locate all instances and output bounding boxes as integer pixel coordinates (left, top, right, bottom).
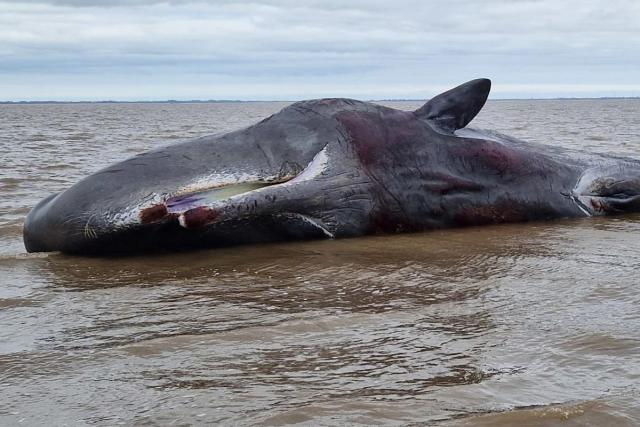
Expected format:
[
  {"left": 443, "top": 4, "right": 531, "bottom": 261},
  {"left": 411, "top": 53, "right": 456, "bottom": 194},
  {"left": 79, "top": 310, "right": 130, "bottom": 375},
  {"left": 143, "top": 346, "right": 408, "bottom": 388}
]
[{"left": 136, "top": 145, "right": 332, "bottom": 229}]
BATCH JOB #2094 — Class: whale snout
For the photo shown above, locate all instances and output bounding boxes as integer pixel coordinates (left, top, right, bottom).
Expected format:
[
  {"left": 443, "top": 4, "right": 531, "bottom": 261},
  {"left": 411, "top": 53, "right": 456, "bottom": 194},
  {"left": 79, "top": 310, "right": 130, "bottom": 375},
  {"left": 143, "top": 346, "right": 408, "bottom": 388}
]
[
  {"left": 23, "top": 192, "right": 171, "bottom": 254},
  {"left": 24, "top": 191, "right": 113, "bottom": 253},
  {"left": 23, "top": 193, "right": 66, "bottom": 252},
  {"left": 24, "top": 187, "right": 129, "bottom": 254}
]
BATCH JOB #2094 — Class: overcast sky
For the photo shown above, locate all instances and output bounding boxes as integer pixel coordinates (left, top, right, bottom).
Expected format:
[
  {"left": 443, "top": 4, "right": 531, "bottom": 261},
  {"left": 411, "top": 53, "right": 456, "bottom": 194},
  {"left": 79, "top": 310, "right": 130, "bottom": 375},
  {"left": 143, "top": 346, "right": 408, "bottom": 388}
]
[{"left": 1, "top": 0, "right": 639, "bottom": 101}]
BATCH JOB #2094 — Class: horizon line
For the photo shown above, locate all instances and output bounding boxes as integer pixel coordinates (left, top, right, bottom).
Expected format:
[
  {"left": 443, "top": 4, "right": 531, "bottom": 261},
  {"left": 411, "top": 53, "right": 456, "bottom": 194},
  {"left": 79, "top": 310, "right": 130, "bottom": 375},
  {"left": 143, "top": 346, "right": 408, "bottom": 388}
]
[{"left": 2, "top": 96, "right": 640, "bottom": 105}]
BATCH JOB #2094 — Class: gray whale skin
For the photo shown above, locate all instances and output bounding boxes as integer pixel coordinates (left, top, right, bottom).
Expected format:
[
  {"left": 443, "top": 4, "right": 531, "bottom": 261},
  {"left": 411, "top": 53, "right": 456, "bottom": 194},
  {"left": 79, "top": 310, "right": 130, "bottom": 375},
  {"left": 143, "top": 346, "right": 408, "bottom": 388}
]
[{"left": 24, "top": 78, "right": 640, "bottom": 254}]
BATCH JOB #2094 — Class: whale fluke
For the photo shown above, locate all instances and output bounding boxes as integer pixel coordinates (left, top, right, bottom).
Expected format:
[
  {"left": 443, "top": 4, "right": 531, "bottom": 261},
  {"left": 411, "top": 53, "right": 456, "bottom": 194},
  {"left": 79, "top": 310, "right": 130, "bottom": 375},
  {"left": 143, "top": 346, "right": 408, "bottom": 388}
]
[{"left": 415, "top": 78, "right": 491, "bottom": 133}]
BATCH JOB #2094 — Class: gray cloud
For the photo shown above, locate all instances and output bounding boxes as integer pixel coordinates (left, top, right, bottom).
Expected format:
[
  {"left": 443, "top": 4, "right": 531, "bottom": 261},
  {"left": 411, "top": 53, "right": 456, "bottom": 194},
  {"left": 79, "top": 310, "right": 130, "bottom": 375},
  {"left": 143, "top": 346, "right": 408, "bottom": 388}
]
[{"left": 1, "top": 0, "right": 639, "bottom": 100}]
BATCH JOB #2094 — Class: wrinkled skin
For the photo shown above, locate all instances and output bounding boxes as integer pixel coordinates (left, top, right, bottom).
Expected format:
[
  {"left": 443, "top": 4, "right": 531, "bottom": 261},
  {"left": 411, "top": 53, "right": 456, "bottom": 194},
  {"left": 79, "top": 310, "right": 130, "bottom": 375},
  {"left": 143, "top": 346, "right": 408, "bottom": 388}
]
[{"left": 24, "top": 79, "right": 640, "bottom": 255}]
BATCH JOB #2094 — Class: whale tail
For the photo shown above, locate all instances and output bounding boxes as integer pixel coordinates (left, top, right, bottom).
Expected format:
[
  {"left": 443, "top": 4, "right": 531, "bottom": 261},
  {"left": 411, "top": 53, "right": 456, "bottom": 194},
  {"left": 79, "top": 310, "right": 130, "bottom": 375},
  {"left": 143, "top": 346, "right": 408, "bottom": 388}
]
[{"left": 415, "top": 78, "right": 491, "bottom": 133}]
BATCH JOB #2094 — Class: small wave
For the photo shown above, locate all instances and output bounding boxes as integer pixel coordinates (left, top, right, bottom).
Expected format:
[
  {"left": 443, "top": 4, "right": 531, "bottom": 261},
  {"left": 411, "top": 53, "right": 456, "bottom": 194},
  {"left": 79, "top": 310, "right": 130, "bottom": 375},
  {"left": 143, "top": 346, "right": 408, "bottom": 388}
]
[
  {"left": 447, "top": 399, "right": 633, "bottom": 427},
  {"left": 41, "top": 164, "right": 71, "bottom": 171},
  {"left": 586, "top": 135, "right": 608, "bottom": 141},
  {"left": 0, "top": 219, "right": 27, "bottom": 236},
  {"left": 66, "top": 132, "right": 95, "bottom": 141},
  {"left": 0, "top": 227, "right": 22, "bottom": 239},
  {"left": 0, "top": 251, "right": 51, "bottom": 261},
  {"left": 0, "top": 177, "right": 21, "bottom": 184},
  {"left": 0, "top": 298, "right": 40, "bottom": 309},
  {"left": 0, "top": 177, "right": 22, "bottom": 190}
]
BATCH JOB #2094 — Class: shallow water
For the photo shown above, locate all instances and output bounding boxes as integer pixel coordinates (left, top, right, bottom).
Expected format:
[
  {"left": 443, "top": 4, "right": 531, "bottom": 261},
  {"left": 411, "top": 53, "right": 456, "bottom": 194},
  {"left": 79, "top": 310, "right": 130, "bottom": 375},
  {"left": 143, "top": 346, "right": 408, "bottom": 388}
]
[{"left": 1, "top": 99, "right": 640, "bottom": 426}]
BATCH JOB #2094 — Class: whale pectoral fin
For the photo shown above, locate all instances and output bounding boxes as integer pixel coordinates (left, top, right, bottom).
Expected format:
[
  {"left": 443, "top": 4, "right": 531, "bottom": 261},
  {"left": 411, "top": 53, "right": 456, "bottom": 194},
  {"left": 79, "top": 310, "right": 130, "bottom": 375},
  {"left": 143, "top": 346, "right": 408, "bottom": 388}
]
[
  {"left": 588, "top": 181, "right": 640, "bottom": 213},
  {"left": 602, "top": 194, "right": 640, "bottom": 212},
  {"left": 573, "top": 167, "right": 640, "bottom": 215},
  {"left": 415, "top": 78, "right": 491, "bottom": 133}
]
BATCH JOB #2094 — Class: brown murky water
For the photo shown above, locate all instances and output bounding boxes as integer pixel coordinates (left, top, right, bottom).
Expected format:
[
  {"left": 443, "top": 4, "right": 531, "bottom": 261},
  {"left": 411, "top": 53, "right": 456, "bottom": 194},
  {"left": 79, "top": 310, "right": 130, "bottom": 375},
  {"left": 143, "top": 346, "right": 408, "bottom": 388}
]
[{"left": 1, "top": 99, "right": 640, "bottom": 426}]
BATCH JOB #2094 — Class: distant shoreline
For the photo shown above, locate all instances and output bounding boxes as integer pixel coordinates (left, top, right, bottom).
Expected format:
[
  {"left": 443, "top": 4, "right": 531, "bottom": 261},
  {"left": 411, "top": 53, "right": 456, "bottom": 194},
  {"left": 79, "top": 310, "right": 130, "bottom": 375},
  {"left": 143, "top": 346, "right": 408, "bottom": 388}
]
[{"left": 1, "top": 97, "right": 638, "bottom": 105}]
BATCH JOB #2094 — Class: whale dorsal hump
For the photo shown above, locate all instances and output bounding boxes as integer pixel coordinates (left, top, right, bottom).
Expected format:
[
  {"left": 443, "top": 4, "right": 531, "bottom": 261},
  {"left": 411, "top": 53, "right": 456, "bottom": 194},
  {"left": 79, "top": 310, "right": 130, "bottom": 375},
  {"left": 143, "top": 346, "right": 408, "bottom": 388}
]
[{"left": 415, "top": 78, "right": 491, "bottom": 133}]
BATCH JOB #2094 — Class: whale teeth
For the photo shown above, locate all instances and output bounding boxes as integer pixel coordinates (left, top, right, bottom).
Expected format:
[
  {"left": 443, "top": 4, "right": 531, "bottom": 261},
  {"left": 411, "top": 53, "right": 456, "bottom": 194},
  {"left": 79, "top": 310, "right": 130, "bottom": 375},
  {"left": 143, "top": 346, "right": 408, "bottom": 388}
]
[{"left": 179, "top": 207, "right": 219, "bottom": 228}]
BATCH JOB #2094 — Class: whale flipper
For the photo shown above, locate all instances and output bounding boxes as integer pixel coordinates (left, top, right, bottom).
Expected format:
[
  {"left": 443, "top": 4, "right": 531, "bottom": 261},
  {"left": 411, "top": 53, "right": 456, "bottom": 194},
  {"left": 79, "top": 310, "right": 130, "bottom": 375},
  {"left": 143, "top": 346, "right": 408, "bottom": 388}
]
[
  {"left": 573, "top": 165, "right": 640, "bottom": 214},
  {"left": 415, "top": 78, "right": 491, "bottom": 133}
]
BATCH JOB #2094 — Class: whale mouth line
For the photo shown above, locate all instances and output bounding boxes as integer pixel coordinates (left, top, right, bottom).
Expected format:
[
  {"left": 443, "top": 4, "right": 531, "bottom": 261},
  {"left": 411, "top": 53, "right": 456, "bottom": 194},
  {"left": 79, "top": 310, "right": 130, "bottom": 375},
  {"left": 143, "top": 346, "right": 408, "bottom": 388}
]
[
  {"left": 138, "top": 180, "right": 290, "bottom": 225},
  {"left": 166, "top": 181, "right": 282, "bottom": 213}
]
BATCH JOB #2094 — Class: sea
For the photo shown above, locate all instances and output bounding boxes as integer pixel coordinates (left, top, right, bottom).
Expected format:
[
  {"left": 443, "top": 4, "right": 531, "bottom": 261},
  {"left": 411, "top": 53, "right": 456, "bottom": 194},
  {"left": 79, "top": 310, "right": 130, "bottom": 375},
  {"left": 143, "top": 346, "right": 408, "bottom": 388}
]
[{"left": 1, "top": 98, "right": 640, "bottom": 426}]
